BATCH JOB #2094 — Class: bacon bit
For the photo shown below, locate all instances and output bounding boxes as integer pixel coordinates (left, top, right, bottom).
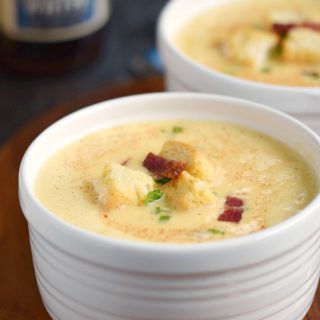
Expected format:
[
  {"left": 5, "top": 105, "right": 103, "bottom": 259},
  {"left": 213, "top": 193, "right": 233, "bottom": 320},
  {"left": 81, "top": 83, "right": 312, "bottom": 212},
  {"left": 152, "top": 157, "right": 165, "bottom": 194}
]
[
  {"left": 272, "top": 23, "right": 295, "bottom": 36},
  {"left": 302, "top": 22, "right": 320, "bottom": 32},
  {"left": 272, "top": 22, "right": 320, "bottom": 36},
  {"left": 143, "top": 152, "right": 185, "bottom": 179},
  {"left": 225, "top": 196, "right": 244, "bottom": 208},
  {"left": 218, "top": 208, "right": 243, "bottom": 223},
  {"left": 218, "top": 195, "right": 245, "bottom": 223},
  {"left": 121, "top": 158, "right": 130, "bottom": 166}
]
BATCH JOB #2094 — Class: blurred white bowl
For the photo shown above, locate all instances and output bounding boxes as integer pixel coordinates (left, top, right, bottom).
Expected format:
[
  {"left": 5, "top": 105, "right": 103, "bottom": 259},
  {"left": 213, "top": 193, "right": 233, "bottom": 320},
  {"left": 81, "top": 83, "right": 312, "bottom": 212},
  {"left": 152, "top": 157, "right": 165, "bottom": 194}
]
[
  {"left": 157, "top": 0, "right": 320, "bottom": 133},
  {"left": 19, "top": 93, "right": 320, "bottom": 320}
]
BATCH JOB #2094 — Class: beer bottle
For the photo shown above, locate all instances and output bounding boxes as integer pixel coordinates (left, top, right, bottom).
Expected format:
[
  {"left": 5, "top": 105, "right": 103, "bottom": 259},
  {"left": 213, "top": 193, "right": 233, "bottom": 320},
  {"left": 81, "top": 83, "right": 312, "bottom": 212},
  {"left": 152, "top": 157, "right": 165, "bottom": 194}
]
[{"left": 0, "top": 0, "right": 110, "bottom": 75}]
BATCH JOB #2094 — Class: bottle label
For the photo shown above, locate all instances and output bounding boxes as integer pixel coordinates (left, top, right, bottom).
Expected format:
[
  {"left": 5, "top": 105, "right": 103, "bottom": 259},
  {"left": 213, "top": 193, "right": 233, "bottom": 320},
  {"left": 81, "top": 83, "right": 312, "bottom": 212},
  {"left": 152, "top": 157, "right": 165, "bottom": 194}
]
[
  {"left": 0, "top": 0, "right": 110, "bottom": 42},
  {"left": 17, "top": 0, "right": 94, "bottom": 28}
]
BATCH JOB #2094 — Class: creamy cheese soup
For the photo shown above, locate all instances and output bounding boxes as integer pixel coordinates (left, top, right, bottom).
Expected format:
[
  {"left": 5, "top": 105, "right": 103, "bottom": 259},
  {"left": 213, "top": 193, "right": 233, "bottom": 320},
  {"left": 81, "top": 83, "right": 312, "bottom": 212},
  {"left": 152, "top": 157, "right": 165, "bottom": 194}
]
[
  {"left": 34, "top": 120, "right": 318, "bottom": 244},
  {"left": 175, "top": 0, "right": 320, "bottom": 87}
]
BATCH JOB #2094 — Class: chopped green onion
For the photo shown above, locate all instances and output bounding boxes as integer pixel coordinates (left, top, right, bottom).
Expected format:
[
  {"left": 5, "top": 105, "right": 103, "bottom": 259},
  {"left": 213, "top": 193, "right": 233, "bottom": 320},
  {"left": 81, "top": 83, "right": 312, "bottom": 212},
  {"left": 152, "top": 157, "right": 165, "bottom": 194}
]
[
  {"left": 172, "top": 126, "right": 183, "bottom": 133},
  {"left": 208, "top": 228, "right": 225, "bottom": 235},
  {"left": 154, "top": 177, "right": 171, "bottom": 185},
  {"left": 159, "top": 215, "right": 171, "bottom": 221},
  {"left": 270, "top": 45, "right": 282, "bottom": 59},
  {"left": 261, "top": 67, "right": 272, "bottom": 73},
  {"left": 144, "top": 189, "right": 164, "bottom": 205},
  {"left": 155, "top": 207, "right": 171, "bottom": 214}
]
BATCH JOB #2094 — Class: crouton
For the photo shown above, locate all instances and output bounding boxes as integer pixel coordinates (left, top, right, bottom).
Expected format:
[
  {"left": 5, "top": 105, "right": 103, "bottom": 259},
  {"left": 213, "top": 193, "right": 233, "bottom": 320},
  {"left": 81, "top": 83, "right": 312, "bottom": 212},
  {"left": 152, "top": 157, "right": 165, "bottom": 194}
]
[
  {"left": 283, "top": 28, "right": 320, "bottom": 64},
  {"left": 226, "top": 28, "right": 278, "bottom": 69},
  {"left": 160, "top": 140, "right": 218, "bottom": 181},
  {"left": 92, "top": 162, "right": 154, "bottom": 209},
  {"left": 163, "top": 171, "right": 215, "bottom": 210}
]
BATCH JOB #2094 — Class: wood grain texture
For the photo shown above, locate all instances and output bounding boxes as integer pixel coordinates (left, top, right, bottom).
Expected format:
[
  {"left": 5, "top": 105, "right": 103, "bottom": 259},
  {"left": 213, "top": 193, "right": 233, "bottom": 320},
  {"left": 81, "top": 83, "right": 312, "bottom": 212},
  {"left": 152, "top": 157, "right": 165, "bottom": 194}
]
[{"left": 0, "top": 76, "right": 319, "bottom": 320}]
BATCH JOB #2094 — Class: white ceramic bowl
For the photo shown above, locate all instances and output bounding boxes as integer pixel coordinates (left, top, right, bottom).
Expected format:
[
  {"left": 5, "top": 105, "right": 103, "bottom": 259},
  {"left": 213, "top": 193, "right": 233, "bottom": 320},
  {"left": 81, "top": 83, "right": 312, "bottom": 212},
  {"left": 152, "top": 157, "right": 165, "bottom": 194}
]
[
  {"left": 157, "top": 0, "right": 320, "bottom": 133},
  {"left": 19, "top": 93, "right": 320, "bottom": 320}
]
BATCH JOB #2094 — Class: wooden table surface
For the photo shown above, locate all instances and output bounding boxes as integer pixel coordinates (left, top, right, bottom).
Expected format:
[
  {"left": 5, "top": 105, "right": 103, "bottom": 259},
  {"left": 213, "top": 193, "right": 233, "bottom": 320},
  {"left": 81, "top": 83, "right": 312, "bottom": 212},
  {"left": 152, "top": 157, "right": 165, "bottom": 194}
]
[{"left": 0, "top": 77, "right": 319, "bottom": 320}]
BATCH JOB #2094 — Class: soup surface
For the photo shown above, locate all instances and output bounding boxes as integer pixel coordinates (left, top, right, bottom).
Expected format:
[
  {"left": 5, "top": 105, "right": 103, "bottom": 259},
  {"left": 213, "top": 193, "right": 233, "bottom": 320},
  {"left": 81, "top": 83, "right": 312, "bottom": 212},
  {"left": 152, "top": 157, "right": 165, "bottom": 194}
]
[
  {"left": 175, "top": 0, "right": 320, "bottom": 87},
  {"left": 34, "top": 120, "right": 318, "bottom": 244}
]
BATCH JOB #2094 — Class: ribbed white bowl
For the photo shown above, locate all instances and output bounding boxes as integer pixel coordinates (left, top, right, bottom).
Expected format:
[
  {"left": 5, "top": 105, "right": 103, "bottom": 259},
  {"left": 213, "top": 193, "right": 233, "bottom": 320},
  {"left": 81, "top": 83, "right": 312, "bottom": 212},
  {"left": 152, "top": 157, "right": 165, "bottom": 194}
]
[
  {"left": 157, "top": 0, "right": 320, "bottom": 134},
  {"left": 19, "top": 93, "right": 320, "bottom": 320}
]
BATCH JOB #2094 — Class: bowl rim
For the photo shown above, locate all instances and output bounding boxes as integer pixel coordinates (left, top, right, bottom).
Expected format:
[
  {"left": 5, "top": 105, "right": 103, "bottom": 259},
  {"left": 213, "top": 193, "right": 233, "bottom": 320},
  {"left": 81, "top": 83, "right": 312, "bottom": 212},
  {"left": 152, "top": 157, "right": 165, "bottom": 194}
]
[
  {"left": 19, "top": 92, "right": 320, "bottom": 253},
  {"left": 157, "top": 0, "right": 320, "bottom": 94}
]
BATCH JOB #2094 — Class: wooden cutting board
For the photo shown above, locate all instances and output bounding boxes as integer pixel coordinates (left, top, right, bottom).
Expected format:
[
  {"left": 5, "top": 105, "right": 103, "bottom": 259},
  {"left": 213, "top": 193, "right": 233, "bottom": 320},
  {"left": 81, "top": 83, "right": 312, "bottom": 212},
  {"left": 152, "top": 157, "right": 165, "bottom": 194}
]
[{"left": 0, "top": 76, "right": 319, "bottom": 320}]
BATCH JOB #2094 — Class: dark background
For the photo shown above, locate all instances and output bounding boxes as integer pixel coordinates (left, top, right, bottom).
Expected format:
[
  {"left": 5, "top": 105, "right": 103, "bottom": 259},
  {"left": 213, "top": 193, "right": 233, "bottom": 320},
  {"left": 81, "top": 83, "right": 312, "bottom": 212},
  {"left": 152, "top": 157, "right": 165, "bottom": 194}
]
[{"left": 0, "top": 0, "right": 167, "bottom": 147}]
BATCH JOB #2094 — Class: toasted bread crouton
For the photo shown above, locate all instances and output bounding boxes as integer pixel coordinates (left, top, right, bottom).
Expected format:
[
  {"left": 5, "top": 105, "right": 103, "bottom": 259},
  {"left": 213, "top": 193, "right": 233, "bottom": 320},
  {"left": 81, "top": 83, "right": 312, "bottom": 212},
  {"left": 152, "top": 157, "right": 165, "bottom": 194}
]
[
  {"left": 226, "top": 28, "right": 278, "bottom": 69},
  {"left": 160, "top": 140, "right": 218, "bottom": 182},
  {"left": 268, "top": 11, "right": 303, "bottom": 25},
  {"left": 93, "top": 162, "right": 154, "bottom": 209},
  {"left": 163, "top": 171, "right": 215, "bottom": 210},
  {"left": 283, "top": 28, "right": 320, "bottom": 63}
]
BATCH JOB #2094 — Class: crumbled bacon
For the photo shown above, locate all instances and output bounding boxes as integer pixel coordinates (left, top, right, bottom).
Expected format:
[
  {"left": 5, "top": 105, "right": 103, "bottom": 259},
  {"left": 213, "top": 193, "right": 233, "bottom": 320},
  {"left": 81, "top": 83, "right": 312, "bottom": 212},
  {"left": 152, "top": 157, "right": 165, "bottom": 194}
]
[
  {"left": 272, "top": 23, "right": 295, "bottom": 36},
  {"left": 225, "top": 195, "right": 244, "bottom": 208},
  {"left": 272, "top": 22, "right": 320, "bottom": 36},
  {"left": 143, "top": 152, "right": 185, "bottom": 179},
  {"left": 302, "top": 22, "right": 320, "bottom": 32},
  {"left": 218, "top": 208, "right": 243, "bottom": 223},
  {"left": 218, "top": 195, "right": 245, "bottom": 223}
]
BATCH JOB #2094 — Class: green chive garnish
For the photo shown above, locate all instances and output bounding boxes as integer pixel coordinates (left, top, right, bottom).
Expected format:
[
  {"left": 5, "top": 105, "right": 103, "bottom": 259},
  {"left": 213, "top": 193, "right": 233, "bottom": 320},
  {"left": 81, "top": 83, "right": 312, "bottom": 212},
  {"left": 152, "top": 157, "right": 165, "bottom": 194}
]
[
  {"left": 172, "top": 126, "right": 183, "bottom": 133},
  {"left": 159, "top": 215, "right": 171, "bottom": 221},
  {"left": 270, "top": 45, "right": 282, "bottom": 59},
  {"left": 155, "top": 207, "right": 171, "bottom": 214},
  {"left": 154, "top": 177, "right": 171, "bottom": 185},
  {"left": 208, "top": 228, "right": 225, "bottom": 235},
  {"left": 261, "top": 67, "right": 272, "bottom": 73},
  {"left": 144, "top": 189, "right": 164, "bottom": 205}
]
